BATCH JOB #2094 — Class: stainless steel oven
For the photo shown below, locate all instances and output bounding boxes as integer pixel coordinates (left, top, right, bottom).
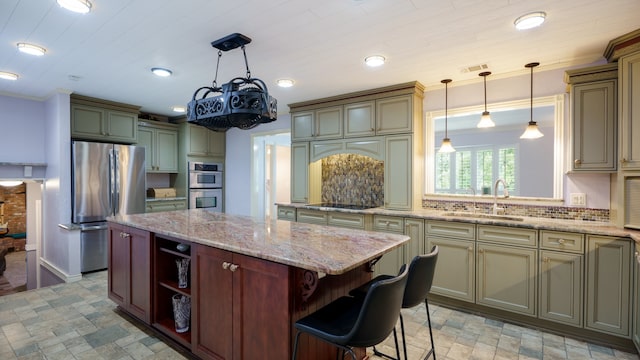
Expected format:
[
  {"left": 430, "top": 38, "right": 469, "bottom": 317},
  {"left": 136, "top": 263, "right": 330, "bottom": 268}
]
[
  {"left": 189, "top": 188, "right": 223, "bottom": 211},
  {"left": 188, "top": 162, "right": 223, "bottom": 211},
  {"left": 189, "top": 162, "right": 223, "bottom": 189}
]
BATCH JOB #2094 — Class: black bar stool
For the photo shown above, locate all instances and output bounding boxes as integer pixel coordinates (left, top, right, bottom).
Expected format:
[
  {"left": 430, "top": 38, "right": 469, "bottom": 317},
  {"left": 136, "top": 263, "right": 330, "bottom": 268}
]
[
  {"left": 292, "top": 265, "right": 409, "bottom": 360},
  {"left": 351, "top": 245, "right": 439, "bottom": 360}
]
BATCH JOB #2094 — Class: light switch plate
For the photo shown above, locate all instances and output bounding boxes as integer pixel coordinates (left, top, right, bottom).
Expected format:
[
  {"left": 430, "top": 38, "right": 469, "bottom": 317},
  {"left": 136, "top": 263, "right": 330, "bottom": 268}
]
[{"left": 570, "top": 193, "right": 586, "bottom": 206}]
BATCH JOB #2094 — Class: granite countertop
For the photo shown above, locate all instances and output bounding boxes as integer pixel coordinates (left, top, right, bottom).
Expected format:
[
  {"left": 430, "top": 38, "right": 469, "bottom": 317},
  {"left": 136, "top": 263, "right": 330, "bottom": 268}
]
[
  {"left": 108, "top": 209, "right": 409, "bottom": 275},
  {"left": 279, "top": 203, "right": 640, "bottom": 244}
]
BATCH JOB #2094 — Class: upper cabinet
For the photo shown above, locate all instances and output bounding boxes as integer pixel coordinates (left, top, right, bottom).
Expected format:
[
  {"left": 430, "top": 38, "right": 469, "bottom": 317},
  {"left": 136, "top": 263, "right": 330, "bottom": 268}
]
[
  {"left": 565, "top": 63, "right": 618, "bottom": 172},
  {"left": 182, "top": 123, "right": 225, "bottom": 158},
  {"left": 292, "top": 106, "right": 343, "bottom": 141},
  {"left": 619, "top": 51, "right": 640, "bottom": 170},
  {"left": 137, "top": 120, "right": 179, "bottom": 173},
  {"left": 71, "top": 94, "right": 140, "bottom": 143},
  {"left": 288, "top": 82, "right": 425, "bottom": 210}
]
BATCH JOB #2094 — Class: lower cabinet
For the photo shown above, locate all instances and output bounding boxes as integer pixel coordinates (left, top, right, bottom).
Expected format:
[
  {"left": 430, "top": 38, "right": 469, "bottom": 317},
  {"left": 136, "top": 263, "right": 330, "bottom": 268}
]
[
  {"left": 539, "top": 250, "right": 583, "bottom": 326},
  {"left": 146, "top": 199, "right": 187, "bottom": 213},
  {"left": 107, "top": 223, "right": 152, "bottom": 324},
  {"left": 476, "top": 242, "right": 537, "bottom": 316},
  {"left": 192, "top": 244, "right": 291, "bottom": 360},
  {"left": 371, "top": 216, "right": 424, "bottom": 277},
  {"left": 633, "top": 244, "right": 640, "bottom": 352},
  {"left": 426, "top": 220, "right": 476, "bottom": 303},
  {"left": 585, "top": 235, "right": 632, "bottom": 337}
]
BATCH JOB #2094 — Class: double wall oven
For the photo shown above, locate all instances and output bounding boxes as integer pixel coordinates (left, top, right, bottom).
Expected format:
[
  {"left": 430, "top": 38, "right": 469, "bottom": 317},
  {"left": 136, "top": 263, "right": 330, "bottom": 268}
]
[{"left": 188, "top": 162, "right": 223, "bottom": 212}]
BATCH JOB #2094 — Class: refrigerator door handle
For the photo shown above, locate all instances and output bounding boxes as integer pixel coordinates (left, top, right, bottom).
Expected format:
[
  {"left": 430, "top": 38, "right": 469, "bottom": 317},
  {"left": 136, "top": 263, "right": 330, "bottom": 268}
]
[{"left": 113, "top": 149, "right": 120, "bottom": 216}]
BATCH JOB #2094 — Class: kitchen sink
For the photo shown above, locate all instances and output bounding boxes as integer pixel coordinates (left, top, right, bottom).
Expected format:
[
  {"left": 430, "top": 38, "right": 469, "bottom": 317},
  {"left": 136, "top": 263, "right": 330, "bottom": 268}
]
[{"left": 442, "top": 212, "right": 524, "bottom": 222}]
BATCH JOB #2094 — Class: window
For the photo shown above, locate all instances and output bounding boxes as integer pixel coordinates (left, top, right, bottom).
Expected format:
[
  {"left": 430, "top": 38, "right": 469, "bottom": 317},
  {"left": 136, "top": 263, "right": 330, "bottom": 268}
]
[
  {"left": 426, "top": 95, "right": 564, "bottom": 199},
  {"left": 435, "top": 145, "right": 517, "bottom": 195}
]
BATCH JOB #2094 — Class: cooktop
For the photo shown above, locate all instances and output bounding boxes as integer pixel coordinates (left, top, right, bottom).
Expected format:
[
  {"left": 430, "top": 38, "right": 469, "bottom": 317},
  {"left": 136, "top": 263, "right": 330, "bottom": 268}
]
[{"left": 307, "top": 203, "right": 379, "bottom": 210}]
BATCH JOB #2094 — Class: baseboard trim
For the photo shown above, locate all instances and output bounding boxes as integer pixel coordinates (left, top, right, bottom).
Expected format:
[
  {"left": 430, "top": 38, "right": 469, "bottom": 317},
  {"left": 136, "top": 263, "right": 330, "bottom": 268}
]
[{"left": 39, "top": 258, "right": 82, "bottom": 283}]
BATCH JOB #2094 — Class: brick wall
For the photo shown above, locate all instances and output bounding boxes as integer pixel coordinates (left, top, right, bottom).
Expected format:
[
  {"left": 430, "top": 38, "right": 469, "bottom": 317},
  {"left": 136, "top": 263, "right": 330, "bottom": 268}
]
[{"left": 0, "top": 183, "right": 27, "bottom": 251}]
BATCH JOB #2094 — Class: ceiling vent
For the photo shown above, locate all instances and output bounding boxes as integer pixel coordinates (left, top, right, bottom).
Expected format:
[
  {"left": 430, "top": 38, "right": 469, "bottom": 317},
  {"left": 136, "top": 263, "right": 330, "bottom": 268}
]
[{"left": 461, "top": 64, "right": 489, "bottom": 73}]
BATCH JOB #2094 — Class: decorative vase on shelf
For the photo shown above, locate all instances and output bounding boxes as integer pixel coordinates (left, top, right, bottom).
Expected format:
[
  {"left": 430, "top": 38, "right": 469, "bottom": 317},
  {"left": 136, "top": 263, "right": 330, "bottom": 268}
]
[
  {"left": 176, "top": 258, "right": 190, "bottom": 289},
  {"left": 172, "top": 294, "right": 191, "bottom": 333}
]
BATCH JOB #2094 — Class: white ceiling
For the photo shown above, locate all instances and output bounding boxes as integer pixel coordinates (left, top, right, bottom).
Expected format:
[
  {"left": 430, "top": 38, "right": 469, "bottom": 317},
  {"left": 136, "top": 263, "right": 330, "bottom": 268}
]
[{"left": 1, "top": 0, "right": 639, "bottom": 117}]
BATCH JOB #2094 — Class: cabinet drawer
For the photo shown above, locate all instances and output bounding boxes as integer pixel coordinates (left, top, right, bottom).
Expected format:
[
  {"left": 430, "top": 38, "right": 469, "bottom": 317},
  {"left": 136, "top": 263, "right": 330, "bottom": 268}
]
[
  {"left": 328, "top": 213, "right": 368, "bottom": 229},
  {"left": 540, "top": 230, "right": 584, "bottom": 253},
  {"left": 477, "top": 225, "right": 537, "bottom": 247},
  {"left": 296, "top": 209, "right": 328, "bottom": 225},
  {"left": 277, "top": 206, "right": 296, "bottom": 221},
  {"left": 426, "top": 220, "right": 475, "bottom": 240},
  {"left": 372, "top": 215, "right": 404, "bottom": 233},
  {"left": 146, "top": 200, "right": 186, "bottom": 213}
]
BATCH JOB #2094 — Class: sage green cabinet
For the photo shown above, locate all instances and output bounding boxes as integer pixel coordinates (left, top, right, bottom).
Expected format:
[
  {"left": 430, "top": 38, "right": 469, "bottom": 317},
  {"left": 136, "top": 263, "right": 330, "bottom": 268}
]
[
  {"left": 276, "top": 206, "right": 296, "bottom": 221},
  {"left": 477, "top": 242, "right": 537, "bottom": 316},
  {"left": 371, "top": 216, "right": 405, "bottom": 277},
  {"left": 476, "top": 225, "right": 538, "bottom": 316},
  {"left": 296, "top": 209, "right": 327, "bottom": 225},
  {"left": 375, "top": 95, "right": 414, "bottom": 135},
  {"left": 633, "top": 244, "right": 640, "bottom": 352},
  {"left": 565, "top": 64, "right": 618, "bottom": 172},
  {"left": 384, "top": 134, "right": 413, "bottom": 210},
  {"left": 146, "top": 199, "right": 186, "bottom": 213},
  {"left": 291, "top": 143, "right": 309, "bottom": 203},
  {"left": 538, "top": 230, "right": 584, "bottom": 327},
  {"left": 539, "top": 250, "right": 583, "bottom": 327},
  {"left": 291, "top": 106, "right": 343, "bottom": 141},
  {"left": 344, "top": 101, "right": 375, "bottom": 137},
  {"left": 138, "top": 121, "right": 179, "bottom": 173},
  {"left": 184, "top": 124, "right": 225, "bottom": 157},
  {"left": 71, "top": 104, "right": 138, "bottom": 143},
  {"left": 619, "top": 51, "right": 640, "bottom": 170},
  {"left": 426, "top": 221, "right": 476, "bottom": 303},
  {"left": 585, "top": 235, "right": 631, "bottom": 337}
]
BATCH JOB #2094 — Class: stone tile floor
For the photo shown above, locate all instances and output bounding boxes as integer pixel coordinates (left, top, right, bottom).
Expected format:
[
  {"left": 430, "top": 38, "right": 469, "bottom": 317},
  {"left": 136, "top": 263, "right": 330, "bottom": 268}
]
[{"left": 0, "top": 270, "right": 638, "bottom": 360}]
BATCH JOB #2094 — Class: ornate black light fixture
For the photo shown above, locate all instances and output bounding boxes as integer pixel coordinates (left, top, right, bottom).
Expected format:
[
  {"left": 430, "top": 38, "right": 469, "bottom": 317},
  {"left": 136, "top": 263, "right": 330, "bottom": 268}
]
[{"left": 187, "top": 33, "right": 278, "bottom": 132}]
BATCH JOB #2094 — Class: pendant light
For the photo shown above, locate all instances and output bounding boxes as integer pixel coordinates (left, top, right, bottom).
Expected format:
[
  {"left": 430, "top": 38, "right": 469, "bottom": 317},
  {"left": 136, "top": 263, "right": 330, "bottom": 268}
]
[
  {"left": 438, "top": 79, "right": 455, "bottom": 153},
  {"left": 477, "top": 71, "right": 495, "bottom": 128},
  {"left": 520, "top": 62, "right": 544, "bottom": 139}
]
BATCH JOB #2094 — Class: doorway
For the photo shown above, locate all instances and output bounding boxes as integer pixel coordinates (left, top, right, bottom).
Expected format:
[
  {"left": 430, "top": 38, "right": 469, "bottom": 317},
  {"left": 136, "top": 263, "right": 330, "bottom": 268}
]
[{"left": 251, "top": 132, "right": 291, "bottom": 221}]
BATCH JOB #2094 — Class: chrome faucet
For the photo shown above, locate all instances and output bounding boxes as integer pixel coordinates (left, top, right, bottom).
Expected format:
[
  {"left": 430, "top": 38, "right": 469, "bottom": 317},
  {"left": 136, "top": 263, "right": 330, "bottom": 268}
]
[
  {"left": 493, "top": 179, "right": 509, "bottom": 215},
  {"left": 467, "top": 187, "right": 477, "bottom": 213}
]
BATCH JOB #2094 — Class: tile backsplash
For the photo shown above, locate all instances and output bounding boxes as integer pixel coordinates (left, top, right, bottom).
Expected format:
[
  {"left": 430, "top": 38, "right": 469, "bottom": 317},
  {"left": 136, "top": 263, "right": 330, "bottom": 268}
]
[
  {"left": 422, "top": 199, "right": 610, "bottom": 222},
  {"left": 321, "top": 154, "right": 384, "bottom": 207}
]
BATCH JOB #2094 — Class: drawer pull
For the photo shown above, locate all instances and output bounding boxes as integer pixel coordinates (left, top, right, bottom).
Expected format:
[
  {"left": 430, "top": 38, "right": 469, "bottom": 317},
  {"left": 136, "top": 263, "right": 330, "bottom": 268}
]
[
  {"left": 222, "top": 262, "right": 231, "bottom": 270},
  {"left": 229, "top": 264, "right": 239, "bottom": 272},
  {"left": 468, "top": 246, "right": 473, "bottom": 252},
  {"left": 557, "top": 238, "right": 565, "bottom": 245}
]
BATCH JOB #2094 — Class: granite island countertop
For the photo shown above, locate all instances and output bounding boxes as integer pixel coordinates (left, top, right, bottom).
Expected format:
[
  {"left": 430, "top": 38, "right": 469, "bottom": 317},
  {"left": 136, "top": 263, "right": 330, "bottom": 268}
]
[
  {"left": 278, "top": 203, "right": 640, "bottom": 244},
  {"left": 107, "top": 209, "right": 409, "bottom": 275}
]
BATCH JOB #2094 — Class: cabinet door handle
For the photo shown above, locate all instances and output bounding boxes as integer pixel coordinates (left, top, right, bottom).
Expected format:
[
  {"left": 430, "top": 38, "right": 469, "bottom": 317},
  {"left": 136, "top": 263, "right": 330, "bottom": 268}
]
[
  {"left": 621, "top": 158, "right": 628, "bottom": 164},
  {"left": 120, "top": 232, "right": 130, "bottom": 238},
  {"left": 574, "top": 159, "right": 581, "bottom": 165},
  {"left": 229, "top": 264, "right": 239, "bottom": 272},
  {"left": 468, "top": 246, "right": 473, "bottom": 252},
  {"left": 222, "top": 261, "right": 231, "bottom": 270},
  {"left": 543, "top": 257, "right": 550, "bottom": 263}
]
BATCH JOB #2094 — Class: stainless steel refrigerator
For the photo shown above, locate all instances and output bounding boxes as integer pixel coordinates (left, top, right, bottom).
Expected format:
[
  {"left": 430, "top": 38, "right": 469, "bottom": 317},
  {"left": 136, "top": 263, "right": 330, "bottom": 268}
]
[{"left": 72, "top": 140, "right": 146, "bottom": 272}]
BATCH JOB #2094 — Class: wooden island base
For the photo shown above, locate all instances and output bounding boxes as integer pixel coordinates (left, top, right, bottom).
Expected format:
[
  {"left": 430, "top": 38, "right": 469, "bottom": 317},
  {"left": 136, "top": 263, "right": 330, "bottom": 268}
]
[{"left": 108, "top": 217, "right": 405, "bottom": 359}]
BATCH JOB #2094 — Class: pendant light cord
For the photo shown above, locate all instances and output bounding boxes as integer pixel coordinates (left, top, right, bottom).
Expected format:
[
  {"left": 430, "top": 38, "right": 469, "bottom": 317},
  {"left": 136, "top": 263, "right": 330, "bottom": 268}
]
[
  {"left": 530, "top": 65, "right": 533, "bottom": 123},
  {"left": 441, "top": 79, "right": 452, "bottom": 138},
  {"left": 483, "top": 75, "right": 488, "bottom": 113}
]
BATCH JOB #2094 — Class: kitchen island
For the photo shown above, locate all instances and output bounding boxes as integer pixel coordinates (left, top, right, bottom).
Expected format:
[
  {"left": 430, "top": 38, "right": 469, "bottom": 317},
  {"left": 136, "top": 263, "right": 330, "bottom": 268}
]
[{"left": 107, "top": 209, "right": 409, "bottom": 360}]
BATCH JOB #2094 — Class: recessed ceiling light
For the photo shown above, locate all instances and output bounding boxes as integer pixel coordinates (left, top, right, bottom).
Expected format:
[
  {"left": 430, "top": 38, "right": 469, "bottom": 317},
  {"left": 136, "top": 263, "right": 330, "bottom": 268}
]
[
  {"left": 0, "top": 72, "right": 19, "bottom": 81},
  {"left": 56, "top": 0, "right": 92, "bottom": 14},
  {"left": 514, "top": 11, "right": 546, "bottom": 30},
  {"left": 151, "top": 67, "right": 172, "bottom": 77},
  {"left": 172, "top": 106, "right": 186, "bottom": 113},
  {"left": 364, "top": 55, "right": 385, "bottom": 67},
  {"left": 276, "top": 79, "right": 295, "bottom": 88},
  {"left": 17, "top": 43, "right": 46, "bottom": 56}
]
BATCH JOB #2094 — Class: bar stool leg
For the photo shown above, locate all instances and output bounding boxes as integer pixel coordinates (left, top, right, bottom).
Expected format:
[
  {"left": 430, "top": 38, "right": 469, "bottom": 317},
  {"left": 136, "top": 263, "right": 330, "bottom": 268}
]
[{"left": 424, "top": 299, "right": 436, "bottom": 360}]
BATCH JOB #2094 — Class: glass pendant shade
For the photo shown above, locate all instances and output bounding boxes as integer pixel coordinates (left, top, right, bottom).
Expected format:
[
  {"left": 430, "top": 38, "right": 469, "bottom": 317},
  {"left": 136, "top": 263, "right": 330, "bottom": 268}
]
[
  {"left": 438, "top": 79, "right": 455, "bottom": 153},
  {"left": 477, "top": 71, "right": 495, "bottom": 128},
  {"left": 520, "top": 62, "right": 543, "bottom": 139},
  {"left": 520, "top": 121, "right": 544, "bottom": 139},
  {"left": 439, "top": 138, "right": 455, "bottom": 153}
]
